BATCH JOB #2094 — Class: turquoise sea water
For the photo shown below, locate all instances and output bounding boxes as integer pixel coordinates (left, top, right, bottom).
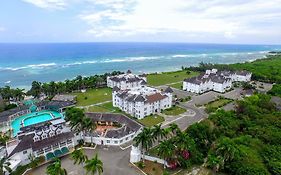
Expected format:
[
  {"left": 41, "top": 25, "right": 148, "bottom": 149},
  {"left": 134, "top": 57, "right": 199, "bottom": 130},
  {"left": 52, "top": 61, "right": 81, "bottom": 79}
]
[
  {"left": 11, "top": 110, "right": 62, "bottom": 136},
  {"left": 0, "top": 43, "right": 280, "bottom": 88}
]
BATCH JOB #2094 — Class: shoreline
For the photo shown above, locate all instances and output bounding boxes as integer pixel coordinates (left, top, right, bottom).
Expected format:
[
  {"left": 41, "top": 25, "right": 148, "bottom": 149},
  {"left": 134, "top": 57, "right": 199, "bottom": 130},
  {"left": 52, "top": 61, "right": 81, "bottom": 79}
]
[{"left": 10, "top": 54, "right": 273, "bottom": 91}]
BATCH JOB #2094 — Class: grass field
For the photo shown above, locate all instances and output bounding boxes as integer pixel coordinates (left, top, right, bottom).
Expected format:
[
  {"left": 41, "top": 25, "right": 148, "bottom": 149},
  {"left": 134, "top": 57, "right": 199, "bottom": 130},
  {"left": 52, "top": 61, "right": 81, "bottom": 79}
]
[
  {"left": 170, "top": 82, "right": 183, "bottom": 90},
  {"left": 71, "top": 88, "right": 112, "bottom": 106},
  {"left": 88, "top": 105, "right": 111, "bottom": 113},
  {"left": 147, "top": 70, "right": 198, "bottom": 86},
  {"left": 205, "top": 98, "right": 233, "bottom": 113},
  {"left": 206, "top": 99, "right": 232, "bottom": 108},
  {"left": 138, "top": 115, "right": 164, "bottom": 127},
  {"left": 163, "top": 106, "right": 186, "bottom": 116}
]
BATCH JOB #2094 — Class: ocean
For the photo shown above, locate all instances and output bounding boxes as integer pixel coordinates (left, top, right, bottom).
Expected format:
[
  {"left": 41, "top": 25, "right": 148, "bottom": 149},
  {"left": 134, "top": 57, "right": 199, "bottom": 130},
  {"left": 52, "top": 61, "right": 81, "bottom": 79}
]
[{"left": 0, "top": 42, "right": 280, "bottom": 89}]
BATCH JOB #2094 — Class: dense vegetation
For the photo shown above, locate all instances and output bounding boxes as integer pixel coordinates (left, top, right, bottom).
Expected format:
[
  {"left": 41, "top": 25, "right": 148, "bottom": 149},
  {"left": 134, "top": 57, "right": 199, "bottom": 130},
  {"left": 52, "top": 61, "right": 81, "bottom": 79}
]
[
  {"left": 268, "top": 84, "right": 281, "bottom": 97},
  {"left": 186, "top": 55, "right": 281, "bottom": 83},
  {"left": 137, "top": 94, "right": 281, "bottom": 175},
  {"left": 27, "top": 71, "right": 123, "bottom": 98},
  {"left": 188, "top": 94, "right": 280, "bottom": 175}
]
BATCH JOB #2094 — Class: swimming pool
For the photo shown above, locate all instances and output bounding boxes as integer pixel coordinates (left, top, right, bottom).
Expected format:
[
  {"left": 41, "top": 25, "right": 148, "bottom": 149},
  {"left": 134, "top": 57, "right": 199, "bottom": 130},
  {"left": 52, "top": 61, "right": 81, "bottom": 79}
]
[{"left": 11, "top": 110, "right": 63, "bottom": 136}]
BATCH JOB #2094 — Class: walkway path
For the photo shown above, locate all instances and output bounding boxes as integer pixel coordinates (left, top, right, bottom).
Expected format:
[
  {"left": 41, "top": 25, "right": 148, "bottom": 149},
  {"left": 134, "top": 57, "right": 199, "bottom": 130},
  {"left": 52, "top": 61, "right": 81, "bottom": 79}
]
[{"left": 77, "top": 100, "right": 112, "bottom": 110}]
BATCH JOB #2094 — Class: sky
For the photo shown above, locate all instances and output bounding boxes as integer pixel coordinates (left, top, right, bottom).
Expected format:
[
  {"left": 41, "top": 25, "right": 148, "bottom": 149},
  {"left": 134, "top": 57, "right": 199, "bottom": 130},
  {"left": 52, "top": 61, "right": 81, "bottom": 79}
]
[{"left": 0, "top": 0, "right": 281, "bottom": 44}]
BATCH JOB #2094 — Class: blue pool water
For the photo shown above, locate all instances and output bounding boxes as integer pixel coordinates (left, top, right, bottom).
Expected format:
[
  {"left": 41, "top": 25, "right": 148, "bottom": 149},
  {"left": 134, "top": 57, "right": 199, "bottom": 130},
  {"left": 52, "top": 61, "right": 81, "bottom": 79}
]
[{"left": 11, "top": 110, "right": 63, "bottom": 136}]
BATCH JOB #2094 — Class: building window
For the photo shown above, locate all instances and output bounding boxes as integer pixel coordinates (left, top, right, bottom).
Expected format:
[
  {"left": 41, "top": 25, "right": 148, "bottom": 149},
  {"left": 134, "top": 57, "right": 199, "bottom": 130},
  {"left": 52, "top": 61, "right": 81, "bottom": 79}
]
[{"left": 107, "top": 140, "right": 110, "bottom": 143}]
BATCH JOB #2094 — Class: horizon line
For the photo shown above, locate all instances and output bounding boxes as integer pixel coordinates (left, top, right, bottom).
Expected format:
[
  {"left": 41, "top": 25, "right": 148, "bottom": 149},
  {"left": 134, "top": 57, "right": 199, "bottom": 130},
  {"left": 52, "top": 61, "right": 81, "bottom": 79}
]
[{"left": 0, "top": 41, "right": 281, "bottom": 46}]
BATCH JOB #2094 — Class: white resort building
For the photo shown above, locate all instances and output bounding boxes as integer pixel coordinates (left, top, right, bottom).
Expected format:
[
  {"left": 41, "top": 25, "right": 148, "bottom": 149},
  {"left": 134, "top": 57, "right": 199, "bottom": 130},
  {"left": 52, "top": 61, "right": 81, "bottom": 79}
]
[
  {"left": 183, "top": 69, "right": 252, "bottom": 94},
  {"left": 113, "top": 86, "right": 173, "bottom": 119},
  {"left": 6, "top": 118, "right": 77, "bottom": 172},
  {"left": 107, "top": 70, "right": 147, "bottom": 90}
]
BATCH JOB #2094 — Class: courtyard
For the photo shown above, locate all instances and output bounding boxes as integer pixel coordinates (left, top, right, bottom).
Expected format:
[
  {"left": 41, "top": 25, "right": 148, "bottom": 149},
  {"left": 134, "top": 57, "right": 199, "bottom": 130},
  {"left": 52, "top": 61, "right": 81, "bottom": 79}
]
[{"left": 26, "top": 146, "right": 142, "bottom": 175}]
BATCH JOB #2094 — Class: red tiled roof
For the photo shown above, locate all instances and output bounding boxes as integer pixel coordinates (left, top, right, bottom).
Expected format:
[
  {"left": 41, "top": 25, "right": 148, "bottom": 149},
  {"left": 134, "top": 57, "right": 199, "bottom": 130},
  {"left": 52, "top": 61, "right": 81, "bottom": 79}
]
[{"left": 146, "top": 93, "right": 166, "bottom": 103}]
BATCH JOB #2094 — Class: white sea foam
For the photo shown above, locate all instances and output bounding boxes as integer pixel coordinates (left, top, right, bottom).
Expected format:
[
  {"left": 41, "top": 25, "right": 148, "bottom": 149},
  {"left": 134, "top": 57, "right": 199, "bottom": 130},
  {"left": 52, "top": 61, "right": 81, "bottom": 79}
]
[
  {"left": 171, "top": 54, "right": 189, "bottom": 58},
  {"left": 0, "top": 50, "right": 271, "bottom": 73},
  {"left": 100, "top": 56, "right": 161, "bottom": 63},
  {"left": 0, "top": 63, "right": 57, "bottom": 71}
]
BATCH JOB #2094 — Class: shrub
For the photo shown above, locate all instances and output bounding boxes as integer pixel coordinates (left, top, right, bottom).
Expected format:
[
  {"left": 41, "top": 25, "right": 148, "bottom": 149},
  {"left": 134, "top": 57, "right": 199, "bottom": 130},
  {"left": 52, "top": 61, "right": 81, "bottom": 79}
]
[{"left": 137, "top": 162, "right": 145, "bottom": 169}]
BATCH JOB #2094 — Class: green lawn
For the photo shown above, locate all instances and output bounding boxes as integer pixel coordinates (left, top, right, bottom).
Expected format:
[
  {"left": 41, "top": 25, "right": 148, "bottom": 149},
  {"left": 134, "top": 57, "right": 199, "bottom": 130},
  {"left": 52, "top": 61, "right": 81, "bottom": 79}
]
[
  {"left": 71, "top": 88, "right": 112, "bottom": 106},
  {"left": 147, "top": 70, "right": 199, "bottom": 86},
  {"left": 138, "top": 115, "right": 165, "bottom": 127},
  {"left": 206, "top": 99, "right": 232, "bottom": 108},
  {"left": 170, "top": 82, "right": 183, "bottom": 90},
  {"left": 88, "top": 106, "right": 111, "bottom": 113},
  {"left": 163, "top": 106, "right": 186, "bottom": 116},
  {"left": 87, "top": 102, "right": 133, "bottom": 118},
  {"left": 205, "top": 98, "right": 233, "bottom": 113}
]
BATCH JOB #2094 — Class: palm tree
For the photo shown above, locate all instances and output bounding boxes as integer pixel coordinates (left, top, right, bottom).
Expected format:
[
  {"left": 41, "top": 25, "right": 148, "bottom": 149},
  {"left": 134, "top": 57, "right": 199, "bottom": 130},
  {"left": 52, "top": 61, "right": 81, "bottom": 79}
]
[
  {"left": 0, "top": 158, "right": 11, "bottom": 175},
  {"left": 81, "top": 117, "right": 94, "bottom": 141},
  {"left": 157, "top": 140, "right": 175, "bottom": 169},
  {"left": 65, "top": 108, "right": 85, "bottom": 132},
  {"left": 174, "top": 130, "right": 194, "bottom": 152},
  {"left": 88, "top": 121, "right": 97, "bottom": 145},
  {"left": 168, "top": 123, "right": 180, "bottom": 135},
  {"left": 71, "top": 148, "right": 88, "bottom": 175},
  {"left": 151, "top": 124, "right": 166, "bottom": 142},
  {"left": 133, "top": 128, "right": 153, "bottom": 161},
  {"left": 84, "top": 154, "right": 103, "bottom": 175},
  {"left": 46, "top": 158, "right": 67, "bottom": 175}
]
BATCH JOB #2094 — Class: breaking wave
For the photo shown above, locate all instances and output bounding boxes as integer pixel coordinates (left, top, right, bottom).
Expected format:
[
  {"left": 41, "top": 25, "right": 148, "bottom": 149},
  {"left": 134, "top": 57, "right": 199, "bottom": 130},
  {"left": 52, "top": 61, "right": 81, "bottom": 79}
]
[{"left": 0, "top": 51, "right": 270, "bottom": 72}]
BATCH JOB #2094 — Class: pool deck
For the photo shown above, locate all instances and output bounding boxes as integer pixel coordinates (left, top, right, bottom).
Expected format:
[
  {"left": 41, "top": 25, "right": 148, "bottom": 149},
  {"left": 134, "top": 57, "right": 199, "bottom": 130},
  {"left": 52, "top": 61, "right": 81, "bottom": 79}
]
[{"left": 11, "top": 110, "right": 63, "bottom": 137}]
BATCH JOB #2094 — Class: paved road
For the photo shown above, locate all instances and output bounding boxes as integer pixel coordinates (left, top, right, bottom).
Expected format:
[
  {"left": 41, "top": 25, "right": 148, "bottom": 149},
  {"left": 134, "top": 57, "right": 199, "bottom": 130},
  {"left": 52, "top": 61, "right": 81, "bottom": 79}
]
[{"left": 27, "top": 146, "right": 142, "bottom": 175}]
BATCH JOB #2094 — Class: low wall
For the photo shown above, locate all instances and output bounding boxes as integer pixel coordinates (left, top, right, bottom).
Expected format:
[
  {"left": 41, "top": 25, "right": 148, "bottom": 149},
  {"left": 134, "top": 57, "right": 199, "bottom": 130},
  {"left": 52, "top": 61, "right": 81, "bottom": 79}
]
[{"left": 143, "top": 155, "right": 166, "bottom": 165}]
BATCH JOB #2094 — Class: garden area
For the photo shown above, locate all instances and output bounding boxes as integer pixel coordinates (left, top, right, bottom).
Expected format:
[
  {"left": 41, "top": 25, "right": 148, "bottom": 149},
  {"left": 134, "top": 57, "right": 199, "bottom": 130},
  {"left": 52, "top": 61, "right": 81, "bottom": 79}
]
[
  {"left": 136, "top": 160, "right": 165, "bottom": 175},
  {"left": 147, "top": 70, "right": 198, "bottom": 86},
  {"left": 162, "top": 106, "right": 186, "bottom": 116},
  {"left": 170, "top": 82, "right": 182, "bottom": 90},
  {"left": 205, "top": 97, "right": 233, "bottom": 113},
  {"left": 71, "top": 88, "right": 112, "bottom": 106},
  {"left": 138, "top": 115, "right": 165, "bottom": 127}
]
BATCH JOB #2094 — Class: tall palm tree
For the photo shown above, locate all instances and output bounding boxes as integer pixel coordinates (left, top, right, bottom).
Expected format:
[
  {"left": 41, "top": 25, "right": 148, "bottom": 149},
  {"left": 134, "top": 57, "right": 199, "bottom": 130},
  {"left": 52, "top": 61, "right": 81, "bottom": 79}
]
[
  {"left": 0, "top": 158, "right": 11, "bottom": 175},
  {"left": 168, "top": 123, "right": 180, "bottom": 135},
  {"left": 157, "top": 140, "right": 175, "bottom": 169},
  {"left": 81, "top": 117, "right": 94, "bottom": 141},
  {"left": 151, "top": 124, "right": 166, "bottom": 142},
  {"left": 46, "top": 158, "right": 67, "bottom": 175},
  {"left": 88, "top": 121, "right": 97, "bottom": 145},
  {"left": 71, "top": 148, "right": 88, "bottom": 175},
  {"left": 174, "top": 130, "right": 194, "bottom": 152},
  {"left": 133, "top": 128, "right": 153, "bottom": 161},
  {"left": 65, "top": 108, "right": 85, "bottom": 132},
  {"left": 84, "top": 154, "right": 103, "bottom": 175}
]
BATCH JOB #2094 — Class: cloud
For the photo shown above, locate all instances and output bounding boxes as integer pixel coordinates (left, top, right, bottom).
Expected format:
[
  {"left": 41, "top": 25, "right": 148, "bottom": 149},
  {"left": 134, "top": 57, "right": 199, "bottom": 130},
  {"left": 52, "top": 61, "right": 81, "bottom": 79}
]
[
  {"left": 78, "top": 0, "right": 281, "bottom": 40},
  {"left": 21, "top": 0, "right": 67, "bottom": 10}
]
